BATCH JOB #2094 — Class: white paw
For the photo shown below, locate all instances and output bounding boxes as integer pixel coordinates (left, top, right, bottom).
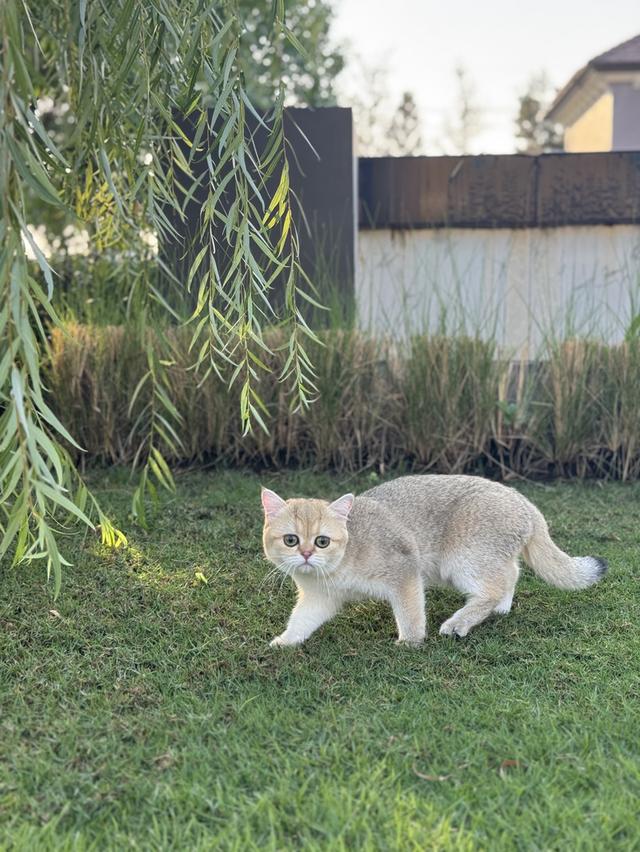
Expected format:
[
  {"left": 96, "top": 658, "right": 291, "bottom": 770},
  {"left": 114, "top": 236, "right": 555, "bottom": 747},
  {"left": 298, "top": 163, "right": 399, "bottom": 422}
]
[
  {"left": 269, "top": 634, "right": 301, "bottom": 648},
  {"left": 395, "top": 637, "right": 425, "bottom": 648},
  {"left": 439, "top": 618, "right": 469, "bottom": 638}
]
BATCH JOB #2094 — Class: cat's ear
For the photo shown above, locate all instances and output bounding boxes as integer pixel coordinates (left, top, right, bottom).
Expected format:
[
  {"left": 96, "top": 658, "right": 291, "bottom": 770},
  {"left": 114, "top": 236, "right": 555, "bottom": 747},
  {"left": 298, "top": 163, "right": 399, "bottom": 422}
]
[
  {"left": 328, "top": 493, "right": 354, "bottom": 520},
  {"left": 261, "top": 487, "right": 287, "bottom": 520}
]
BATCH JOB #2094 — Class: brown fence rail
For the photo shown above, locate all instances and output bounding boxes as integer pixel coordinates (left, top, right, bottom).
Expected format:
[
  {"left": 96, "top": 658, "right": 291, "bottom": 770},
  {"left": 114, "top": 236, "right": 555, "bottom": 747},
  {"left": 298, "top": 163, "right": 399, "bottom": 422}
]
[{"left": 359, "top": 151, "right": 640, "bottom": 229}]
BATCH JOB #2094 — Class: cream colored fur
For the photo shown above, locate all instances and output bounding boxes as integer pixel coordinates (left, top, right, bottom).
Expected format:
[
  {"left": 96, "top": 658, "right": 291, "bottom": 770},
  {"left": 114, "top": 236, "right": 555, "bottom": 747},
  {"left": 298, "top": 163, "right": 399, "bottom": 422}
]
[{"left": 261, "top": 475, "right": 608, "bottom": 646}]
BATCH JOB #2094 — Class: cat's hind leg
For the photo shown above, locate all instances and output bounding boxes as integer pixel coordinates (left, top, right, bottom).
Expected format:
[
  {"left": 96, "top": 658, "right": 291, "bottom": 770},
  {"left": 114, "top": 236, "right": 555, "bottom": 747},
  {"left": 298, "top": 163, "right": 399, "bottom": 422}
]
[
  {"left": 439, "top": 558, "right": 519, "bottom": 638},
  {"left": 493, "top": 587, "right": 515, "bottom": 615},
  {"left": 439, "top": 595, "right": 503, "bottom": 638}
]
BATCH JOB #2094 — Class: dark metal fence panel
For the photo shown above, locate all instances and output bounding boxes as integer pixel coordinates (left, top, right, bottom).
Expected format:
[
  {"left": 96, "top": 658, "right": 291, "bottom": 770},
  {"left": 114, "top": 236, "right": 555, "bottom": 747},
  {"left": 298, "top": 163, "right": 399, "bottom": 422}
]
[
  {"left": 165, "top": 106, "right": 356, "bottom": 309},
  {"left": 284, "top": 108, "right": 355, "bottom": 293}
]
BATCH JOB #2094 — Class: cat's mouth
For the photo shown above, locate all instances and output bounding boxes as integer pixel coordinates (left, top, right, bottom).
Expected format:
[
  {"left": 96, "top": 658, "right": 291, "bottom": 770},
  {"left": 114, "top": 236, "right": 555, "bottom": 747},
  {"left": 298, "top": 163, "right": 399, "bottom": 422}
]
[
  {"left": 298, "top": 557, "right": 319, "bottom": 571},
  {"left": 277, "top": 555, "right": 329, "bottom": 574}
]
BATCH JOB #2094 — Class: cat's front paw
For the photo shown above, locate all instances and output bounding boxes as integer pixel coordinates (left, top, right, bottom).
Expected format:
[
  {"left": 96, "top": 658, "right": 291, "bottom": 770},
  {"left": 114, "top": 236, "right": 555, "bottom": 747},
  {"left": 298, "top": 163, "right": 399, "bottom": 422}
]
[
  {"left": 395, "top": 637, "right": 425, "bottom": 648},
  {"left": 269, "top": 634, "right": 300, "bottom": 648},
  {"left": 439, "top": 618, "right": 467, "bottom": 639}
]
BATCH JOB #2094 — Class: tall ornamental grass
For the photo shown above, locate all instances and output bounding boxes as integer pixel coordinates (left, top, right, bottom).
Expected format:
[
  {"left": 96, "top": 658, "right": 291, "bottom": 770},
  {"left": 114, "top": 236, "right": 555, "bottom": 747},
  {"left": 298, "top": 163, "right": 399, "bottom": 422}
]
[{"left": 48, "top": 324, "right": 640, "bottom": 480}]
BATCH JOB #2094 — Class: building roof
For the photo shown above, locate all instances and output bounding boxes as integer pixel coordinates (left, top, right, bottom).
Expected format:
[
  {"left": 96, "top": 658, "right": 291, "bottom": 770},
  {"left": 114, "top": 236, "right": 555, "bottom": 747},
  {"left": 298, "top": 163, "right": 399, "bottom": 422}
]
[
  {"left": 591, "top": 33, "right": 640, "bottom": 71},
  {"left": 546, "top": 33, "right": 640, "bottom": 123}
]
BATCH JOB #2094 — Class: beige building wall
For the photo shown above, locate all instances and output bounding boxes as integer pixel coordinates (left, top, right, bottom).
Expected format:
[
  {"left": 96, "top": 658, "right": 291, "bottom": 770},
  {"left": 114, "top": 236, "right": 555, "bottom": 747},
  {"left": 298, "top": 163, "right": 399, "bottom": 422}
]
[{"left": 564, "top": 92, "right": 614, "bottom": 152}]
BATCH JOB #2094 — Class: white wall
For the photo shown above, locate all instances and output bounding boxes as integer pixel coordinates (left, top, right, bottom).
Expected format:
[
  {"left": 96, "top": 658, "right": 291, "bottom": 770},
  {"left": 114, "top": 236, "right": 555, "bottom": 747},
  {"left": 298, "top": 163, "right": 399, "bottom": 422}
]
[{"left": 356, "top": 225, "right": 640, "bottom": 354}]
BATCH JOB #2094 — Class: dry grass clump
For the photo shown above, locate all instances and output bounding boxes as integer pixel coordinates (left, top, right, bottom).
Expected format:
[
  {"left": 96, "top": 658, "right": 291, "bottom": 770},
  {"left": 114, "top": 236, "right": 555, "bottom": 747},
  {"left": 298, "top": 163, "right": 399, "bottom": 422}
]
[
  {"left": 400, "top": 335, "right": 506, "bottom": 472},
  {"left": 49, "top": 323, "right": 147, "bottom": 462},
  {"left": 49, "top": 323, "right": 232, "bottom": 465},
  {"left": 47, "top": 323, "right": 640, "bottom": 479},
  {"left": 531, "top": 339, "right": 640, "bottom": 480},
  {"left": 603, "top": 339, "right": 640, "bottom": 479}
]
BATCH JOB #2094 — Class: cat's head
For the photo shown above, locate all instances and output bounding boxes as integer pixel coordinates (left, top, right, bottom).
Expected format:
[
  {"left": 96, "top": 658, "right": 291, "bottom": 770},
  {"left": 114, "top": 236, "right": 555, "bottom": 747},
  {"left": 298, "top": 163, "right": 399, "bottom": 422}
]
[{"left": 261, "top": 488, "right": 354, "bottom": 576}]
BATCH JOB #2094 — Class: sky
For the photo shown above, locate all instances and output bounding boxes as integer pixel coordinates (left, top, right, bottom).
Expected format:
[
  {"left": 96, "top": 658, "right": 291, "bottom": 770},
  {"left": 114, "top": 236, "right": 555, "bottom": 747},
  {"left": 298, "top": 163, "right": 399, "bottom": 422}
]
[{"left": 330, "top": 0, "right": 640, "bottom": 153}]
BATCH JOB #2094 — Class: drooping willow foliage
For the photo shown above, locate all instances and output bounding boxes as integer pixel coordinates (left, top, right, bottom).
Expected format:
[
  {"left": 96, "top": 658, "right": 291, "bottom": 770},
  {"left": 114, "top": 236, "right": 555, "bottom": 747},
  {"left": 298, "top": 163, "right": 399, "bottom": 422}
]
[{"left": 0, "top": 0, "right": 319, "bottom": 592}]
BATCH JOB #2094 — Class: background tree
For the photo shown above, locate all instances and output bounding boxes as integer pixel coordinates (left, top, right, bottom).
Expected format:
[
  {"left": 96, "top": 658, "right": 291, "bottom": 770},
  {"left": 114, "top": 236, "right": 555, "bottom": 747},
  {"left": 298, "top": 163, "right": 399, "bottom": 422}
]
[
  {"left": 338, "top": 60, "right": 394, "bottom": 156},
  {"left": 441, "top": 64, "right": 484, "bottom": 155},
  {"left": 0, "top": 0, "right": 316, "bottom": 591},
  {"left": 338, "top": 60, "right": 422, "bottom": 157},
  {"left": 387, "top": 92, "right": 424, "bottom": 156},
  {"left": 238, "top": 0, "right": 344, "bottom": 107},
  {"left": 515, "top": 72, "right": 563, "bottom": 154}
]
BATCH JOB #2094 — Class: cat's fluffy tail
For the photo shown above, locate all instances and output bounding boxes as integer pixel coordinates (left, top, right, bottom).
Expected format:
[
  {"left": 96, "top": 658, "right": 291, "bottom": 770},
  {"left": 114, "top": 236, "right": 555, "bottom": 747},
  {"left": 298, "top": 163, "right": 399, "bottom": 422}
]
[{"left": 522, "top": 512, "right": 608, "bottom": 590}]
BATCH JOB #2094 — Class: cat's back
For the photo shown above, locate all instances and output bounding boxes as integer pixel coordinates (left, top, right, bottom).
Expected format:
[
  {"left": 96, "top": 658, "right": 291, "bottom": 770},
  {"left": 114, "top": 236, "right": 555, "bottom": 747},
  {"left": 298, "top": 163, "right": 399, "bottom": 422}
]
[
  {"left": 362, "top": 474, "right": 490, "bottom": 509},
  {"left": 360, "top": 474, "right": 531, "bottom": 530},
  {"left": 346, "top": 475, "right": 534, "bottom": 581}
]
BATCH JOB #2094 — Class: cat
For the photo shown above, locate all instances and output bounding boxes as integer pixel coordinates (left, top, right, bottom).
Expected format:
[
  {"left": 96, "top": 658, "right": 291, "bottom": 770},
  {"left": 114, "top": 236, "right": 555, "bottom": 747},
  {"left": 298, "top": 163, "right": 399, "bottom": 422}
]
[{"left": 261, "top": 475, "right": 608, "bottom": 647}]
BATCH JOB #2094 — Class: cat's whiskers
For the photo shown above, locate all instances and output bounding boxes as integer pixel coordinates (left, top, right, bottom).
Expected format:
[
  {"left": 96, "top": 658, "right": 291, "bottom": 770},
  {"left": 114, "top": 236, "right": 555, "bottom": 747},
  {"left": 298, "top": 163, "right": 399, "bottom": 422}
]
[
  {"left": 318, "top": 566, "right": 332, "bottom": 596},
  {"left": 259, "top": 556, "right": 299, "bottom": 593},
  {"left": 315, "top": 558, "right": 338, "bottom": 596},
  {"left": 259, "top": 563, "right": 284, "bottom": 591},
  {"left": 275, "top": 556, "right": 297, "bottom": 591}
]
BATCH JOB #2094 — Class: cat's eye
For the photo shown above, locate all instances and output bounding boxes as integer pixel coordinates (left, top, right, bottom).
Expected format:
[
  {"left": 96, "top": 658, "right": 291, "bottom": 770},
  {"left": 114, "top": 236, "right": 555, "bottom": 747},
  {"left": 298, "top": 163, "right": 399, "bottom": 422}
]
[
  {"left": 283, "top": 534, "right": 299, "bottom": 547},
  {"left": 315, "top": 535, "right": 331, "bottom": 548}
]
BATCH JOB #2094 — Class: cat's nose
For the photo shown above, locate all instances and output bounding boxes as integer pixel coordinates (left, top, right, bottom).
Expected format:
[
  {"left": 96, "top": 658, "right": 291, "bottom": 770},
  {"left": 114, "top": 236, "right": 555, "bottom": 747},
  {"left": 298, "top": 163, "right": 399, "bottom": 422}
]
[{"left": 301, "top": 549, "right": 313, "bottom": 560}]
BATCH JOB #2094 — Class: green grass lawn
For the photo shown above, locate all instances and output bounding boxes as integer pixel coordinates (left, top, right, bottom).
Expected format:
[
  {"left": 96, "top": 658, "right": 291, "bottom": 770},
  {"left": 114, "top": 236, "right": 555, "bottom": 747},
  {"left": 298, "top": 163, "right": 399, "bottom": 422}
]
[{"left": 1, "top": 470, "right": 639, "bottom": 850}]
